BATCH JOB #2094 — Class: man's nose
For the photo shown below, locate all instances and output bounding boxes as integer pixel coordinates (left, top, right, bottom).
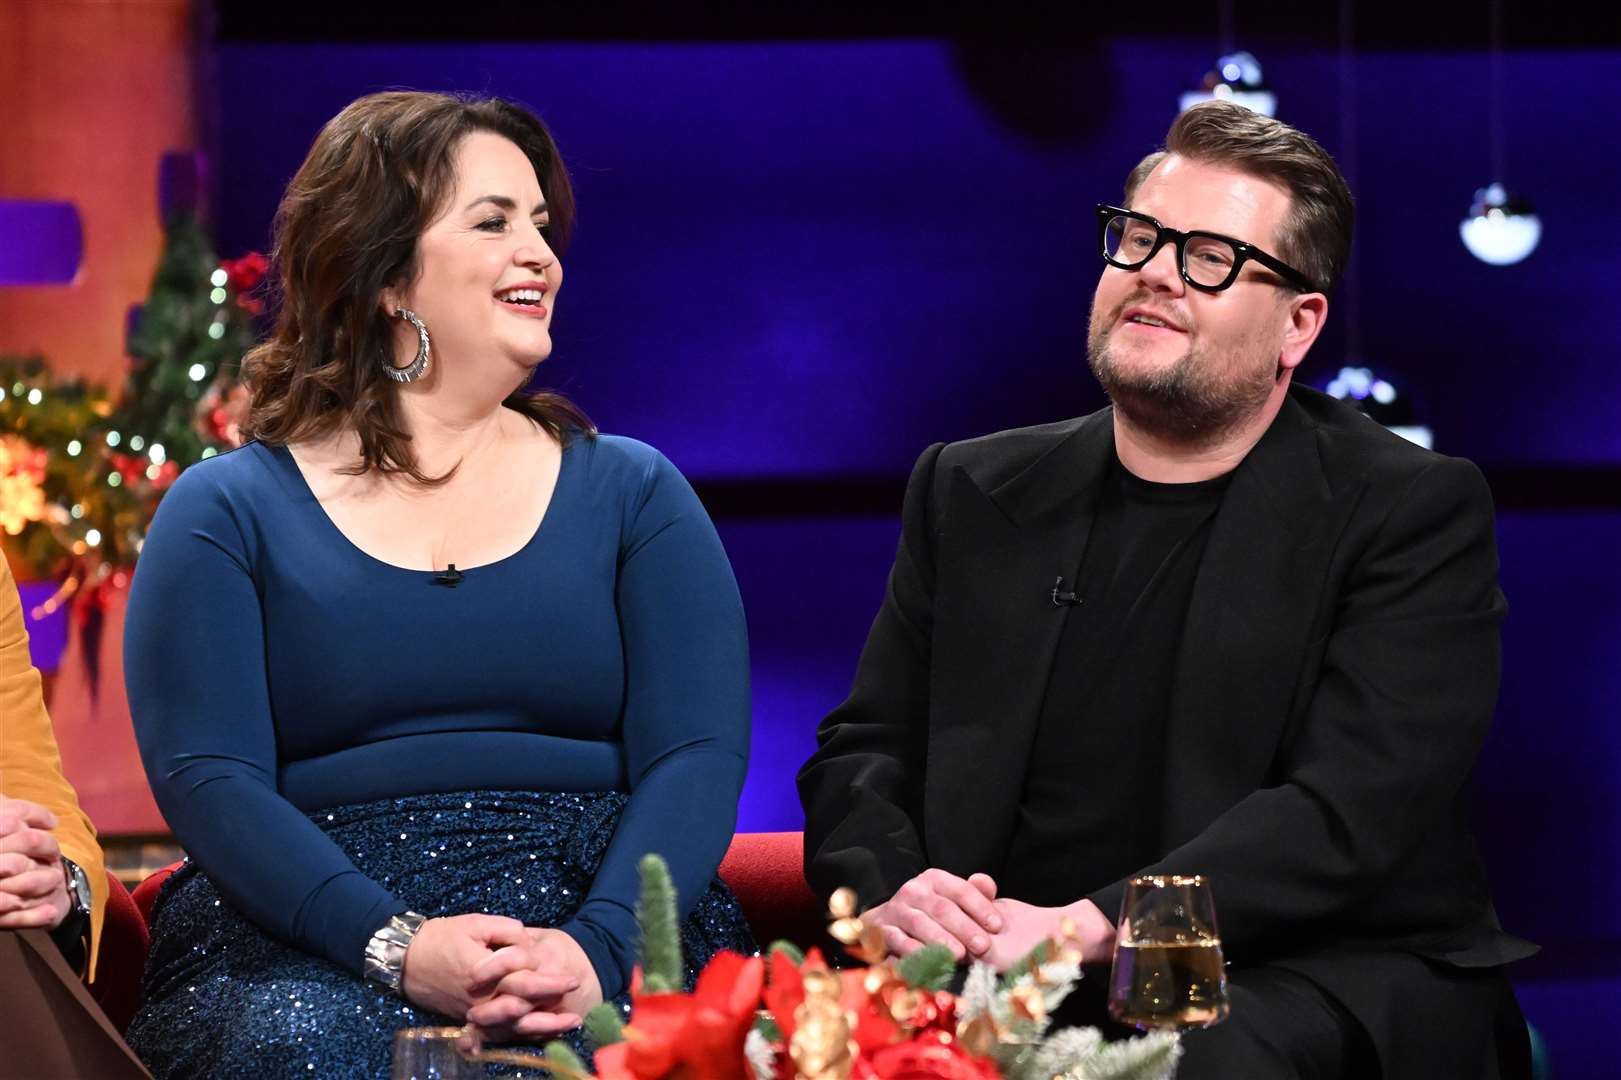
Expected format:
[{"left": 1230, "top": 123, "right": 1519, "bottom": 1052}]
[{"left": 1137, "top": 239, "right": 1184, "bottom": 293}]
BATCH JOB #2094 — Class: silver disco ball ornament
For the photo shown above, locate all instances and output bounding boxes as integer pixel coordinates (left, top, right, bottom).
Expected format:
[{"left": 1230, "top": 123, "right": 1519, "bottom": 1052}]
[
  {"left": 1179, "top": 51, "right": 1277, "bottom": 117},
  {"left": 1459, "top": 182, "right": 1541, "bottom": 266}
]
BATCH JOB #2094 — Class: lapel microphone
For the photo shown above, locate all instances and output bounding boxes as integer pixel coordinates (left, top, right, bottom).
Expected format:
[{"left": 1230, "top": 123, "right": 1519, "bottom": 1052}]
[
  {"left": 1050, "top": 576, "right": 1081, "bottom": 607},
  {"left": 433, "top": 564, "right": 463, "bottom": 588}
]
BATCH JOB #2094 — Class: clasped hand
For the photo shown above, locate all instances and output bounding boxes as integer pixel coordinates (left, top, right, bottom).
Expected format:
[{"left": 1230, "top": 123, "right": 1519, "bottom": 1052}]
[
  {"left": 401, "top": 915, "right": 603, "bottom": 1042},
  {"left": 0, "top": 797, "right": 73, "bottom": 932},
  {"left": 860, "top": 868, "right": 1115, "bottom": 970}
]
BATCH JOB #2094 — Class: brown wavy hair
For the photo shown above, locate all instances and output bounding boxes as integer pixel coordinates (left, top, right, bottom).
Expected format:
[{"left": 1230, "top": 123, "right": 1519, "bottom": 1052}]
[
  {"left": 1124, "top": 100, "right": 1354, "bottom": 295},
  {"left": 241, "top": 91, "right": 594, "bottom": 484}
]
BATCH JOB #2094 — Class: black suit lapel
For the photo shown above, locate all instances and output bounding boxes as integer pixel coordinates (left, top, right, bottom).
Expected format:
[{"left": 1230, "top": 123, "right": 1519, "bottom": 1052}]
[
  {"left": 1162, "top": 394, "right": 1359, "bottom": 844},
  {"left": 925, "top": 412, "right": 1114, "bottom": 879}
]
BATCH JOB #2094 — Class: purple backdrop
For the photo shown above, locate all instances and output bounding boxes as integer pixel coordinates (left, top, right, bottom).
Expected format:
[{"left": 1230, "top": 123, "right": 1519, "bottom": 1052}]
[{"left": 207, "top": 35, "right": 1620, "bottom": 1068}]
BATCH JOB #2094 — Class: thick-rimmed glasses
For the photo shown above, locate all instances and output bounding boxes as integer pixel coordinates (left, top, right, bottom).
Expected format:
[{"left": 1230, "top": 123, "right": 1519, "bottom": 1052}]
[{"left": 1096, "top": 204, "right": 1318, "bottom": 293}]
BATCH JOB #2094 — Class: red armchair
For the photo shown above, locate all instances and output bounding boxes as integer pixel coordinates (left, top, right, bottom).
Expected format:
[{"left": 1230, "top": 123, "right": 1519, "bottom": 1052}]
[{"left": 91, "top": 871, "right": 149, "bottom": 1034}]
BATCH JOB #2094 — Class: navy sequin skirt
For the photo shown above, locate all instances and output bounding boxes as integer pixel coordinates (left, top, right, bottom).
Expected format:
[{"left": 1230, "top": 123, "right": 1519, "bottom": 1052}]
[{"left": 126, "top": 790, "right": 755, "bottom": 1079}]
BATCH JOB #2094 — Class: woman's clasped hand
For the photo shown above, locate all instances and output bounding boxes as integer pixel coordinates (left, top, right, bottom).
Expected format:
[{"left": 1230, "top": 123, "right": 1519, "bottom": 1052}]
[{"left": 399, "top": 916, "right": 602, "bottom": 1040}]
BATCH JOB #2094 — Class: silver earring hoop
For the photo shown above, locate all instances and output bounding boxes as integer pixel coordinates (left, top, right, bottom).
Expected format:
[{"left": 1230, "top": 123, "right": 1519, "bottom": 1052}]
[{"left": 385, "top": 308, "right": 431, "bottom": 383}]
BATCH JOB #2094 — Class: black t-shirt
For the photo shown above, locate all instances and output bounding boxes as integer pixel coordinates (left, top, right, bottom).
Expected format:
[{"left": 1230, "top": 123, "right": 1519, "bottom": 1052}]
[{"left": 1000, "top": 454, "right": 1231, "bottom": 909}]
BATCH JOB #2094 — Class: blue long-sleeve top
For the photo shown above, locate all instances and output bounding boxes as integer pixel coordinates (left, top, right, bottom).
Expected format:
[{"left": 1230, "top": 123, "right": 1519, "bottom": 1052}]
[{"left": 123, "top": 431, "right": 750, "bottom": 1000}]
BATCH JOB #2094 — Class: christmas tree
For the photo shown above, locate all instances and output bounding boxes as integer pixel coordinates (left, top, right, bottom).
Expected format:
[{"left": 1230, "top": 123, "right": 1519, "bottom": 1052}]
[{"left": 0, "top": 210, "right": 263, "bottom": 587}]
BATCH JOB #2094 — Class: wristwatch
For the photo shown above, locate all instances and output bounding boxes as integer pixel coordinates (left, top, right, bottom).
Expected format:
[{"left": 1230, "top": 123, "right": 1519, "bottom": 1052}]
[
  {"left": 362, "top": 910, "right": 427, "bottom": 994},
  {"left": 50, "top": 856, "right": 93, "bottom": 974}
]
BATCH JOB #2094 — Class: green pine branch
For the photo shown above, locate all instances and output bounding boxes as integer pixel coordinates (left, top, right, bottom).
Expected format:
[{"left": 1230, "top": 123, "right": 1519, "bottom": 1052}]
[
  {"left": 896, "top": 944, "right": 956, "bottom": 990},
  {"left": 635, "top": 853, "right": 684, "bottom": 993},
  {"left": 583, "top": 1002, "right": 625, "bottom": 1047}
]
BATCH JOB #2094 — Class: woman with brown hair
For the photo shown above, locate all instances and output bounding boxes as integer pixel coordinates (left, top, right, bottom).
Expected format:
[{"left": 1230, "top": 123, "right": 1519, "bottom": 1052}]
[{"left": 121, "top": 91, "right": 753, "bottom": 1078}]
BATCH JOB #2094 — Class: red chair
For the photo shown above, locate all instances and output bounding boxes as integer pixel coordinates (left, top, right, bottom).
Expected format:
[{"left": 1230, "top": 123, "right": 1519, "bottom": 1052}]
[
  {"left": 717, "top": 830, "right": 826, "bottom": 951},
  {"left": 129, "top": 863, "right": 174, "bottom": 928},
  {"left": 91, "top": 871, "right": 149, "bottom": 1033}
]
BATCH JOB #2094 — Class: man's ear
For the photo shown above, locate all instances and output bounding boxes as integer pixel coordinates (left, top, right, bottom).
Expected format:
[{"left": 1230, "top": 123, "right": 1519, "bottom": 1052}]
[{"left": 1277, "top": 292, "right": 1328, "bottom": 377}]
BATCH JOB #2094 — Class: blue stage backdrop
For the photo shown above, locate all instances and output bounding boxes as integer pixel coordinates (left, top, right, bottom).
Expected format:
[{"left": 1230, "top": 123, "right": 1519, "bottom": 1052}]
[{"left": 209, "top": 38, "right": 1621, "bottom": 1056}]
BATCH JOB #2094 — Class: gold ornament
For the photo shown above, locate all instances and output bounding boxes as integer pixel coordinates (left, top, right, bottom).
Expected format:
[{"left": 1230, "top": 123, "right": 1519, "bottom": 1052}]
[
  {"left": 790, "top": 967, "right": 857, "bottom": 1080},
  {"left": 824, "top": 888, "right": 889, "bottom": 965},
  {"left": 957, "top": 1014, "right": 1002, "bottom": 1058},
  {"left": 1008, "top": 985, "right": 1048, "bottom": 1027}
]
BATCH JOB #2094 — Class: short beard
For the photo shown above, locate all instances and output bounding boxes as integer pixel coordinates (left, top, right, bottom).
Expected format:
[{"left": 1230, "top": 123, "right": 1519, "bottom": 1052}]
[{"left": 1087, "top": 323, "right": 1276, "bottom": 447}]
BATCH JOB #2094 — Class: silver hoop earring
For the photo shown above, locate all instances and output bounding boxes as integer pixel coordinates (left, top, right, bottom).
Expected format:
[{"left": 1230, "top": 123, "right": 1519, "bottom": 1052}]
[{"left": 384, "top": 308, "right": 431, "bottom": 383}]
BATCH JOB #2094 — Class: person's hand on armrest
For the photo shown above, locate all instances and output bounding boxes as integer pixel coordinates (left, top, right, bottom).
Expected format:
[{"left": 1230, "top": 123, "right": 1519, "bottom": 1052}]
[
  {"left": 464, "top": 927, "right": 603, "bottom": 1041},
  {"left": 0, "top": 797, "right": 71, "bottom": 931},
  {"left": 860, "top": 868, "right": 1004, "bottom": 962}
]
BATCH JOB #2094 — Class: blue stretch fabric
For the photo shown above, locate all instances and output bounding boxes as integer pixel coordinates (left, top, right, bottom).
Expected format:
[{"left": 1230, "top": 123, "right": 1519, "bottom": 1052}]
[
  {"left": 123, "top": 431, "right": 751, "bottom": 1002},
  {"left": 125, "top": 791, "right": 755, "bottom": 1079}
]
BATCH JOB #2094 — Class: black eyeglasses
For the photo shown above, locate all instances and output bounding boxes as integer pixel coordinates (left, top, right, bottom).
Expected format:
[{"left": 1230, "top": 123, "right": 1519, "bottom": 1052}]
[{"left": 1095, "top": 204, "right": 1318, "bottom": 293}]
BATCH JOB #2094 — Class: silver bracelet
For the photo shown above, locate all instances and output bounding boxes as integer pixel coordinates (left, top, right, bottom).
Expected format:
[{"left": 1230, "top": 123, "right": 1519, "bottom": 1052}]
[{"left": 362, "top": 911, "right": 427, "bottom": 994}]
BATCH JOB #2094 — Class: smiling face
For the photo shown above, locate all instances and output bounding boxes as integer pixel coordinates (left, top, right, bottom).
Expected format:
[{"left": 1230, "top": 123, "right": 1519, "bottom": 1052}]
[
  {"left": 1087, "top": 155, "right": 1310, "bottom": 442},
  {"left": 388, "top": 131, "right": 561, "bottom": 384}
]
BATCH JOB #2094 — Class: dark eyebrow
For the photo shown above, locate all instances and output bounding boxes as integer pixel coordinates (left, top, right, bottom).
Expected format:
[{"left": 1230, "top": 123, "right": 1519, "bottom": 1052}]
[{"left": 462, "top": 195, "right": 548, "bottom": 215}]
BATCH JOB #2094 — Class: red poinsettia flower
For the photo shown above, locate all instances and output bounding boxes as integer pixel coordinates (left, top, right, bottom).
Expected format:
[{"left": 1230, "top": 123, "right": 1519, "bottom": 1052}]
[
  {"left": 764, "top": 948, "right": 902, "bottom": 1058},
  {"left": 594, "top": 951, "right": 764, "bottom": 1080},
  {"left": 109, "top": 453, "right": 147, "bottom": 487},
  {"left": 150, "top": 460, "right": 181, "bottom": 491},
  {"left": 864, "top": 1033, "right": 1002, "bottom": 1080},
  {"left": 221, "top": 252, "right": 269, "bottom": 293},
  {"left": 762, "top": 948, "right": 807, "bottom": 1044},
  {"left": 221, "top": 252, "right": 269, "bottom": 314}
]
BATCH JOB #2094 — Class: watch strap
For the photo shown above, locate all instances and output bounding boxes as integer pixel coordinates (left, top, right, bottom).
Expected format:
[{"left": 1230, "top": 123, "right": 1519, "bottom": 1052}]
[{"left": 363, "top": 910, "right": 427, "bottom": 994}]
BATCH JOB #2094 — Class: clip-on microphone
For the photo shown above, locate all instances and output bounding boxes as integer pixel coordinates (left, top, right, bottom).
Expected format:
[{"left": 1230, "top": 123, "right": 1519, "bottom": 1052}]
[{"left": 1050, "top": 576, "right": 1081, "bottom": 607}]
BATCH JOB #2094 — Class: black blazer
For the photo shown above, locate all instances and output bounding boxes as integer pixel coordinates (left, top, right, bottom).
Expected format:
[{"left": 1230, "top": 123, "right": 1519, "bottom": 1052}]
[{"left": 799, "top": 385, "right": 1535, "bottom": 1077}]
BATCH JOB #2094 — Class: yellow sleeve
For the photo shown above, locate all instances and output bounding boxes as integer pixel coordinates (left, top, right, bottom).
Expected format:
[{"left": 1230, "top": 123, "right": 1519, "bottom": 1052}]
[{"left": 0, "top": 557, "right": 106, "bottom": 981}]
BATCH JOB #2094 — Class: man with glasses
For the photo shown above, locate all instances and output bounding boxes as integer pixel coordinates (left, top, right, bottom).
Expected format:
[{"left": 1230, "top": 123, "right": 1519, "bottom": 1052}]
[{"left": 800, "top": 101, "right": 1532, "bottom": 1078}]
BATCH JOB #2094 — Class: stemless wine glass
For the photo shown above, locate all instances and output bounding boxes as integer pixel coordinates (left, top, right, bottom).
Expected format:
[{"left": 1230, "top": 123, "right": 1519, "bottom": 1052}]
[
  {"left": 1106, "top": 874, "right": 1230, "bottom": 1031},
  {"left": 392, "top": 1026, "right": 555, "bottom": 1079},
  {"left": 392, "top": 1026, "right": 482, "bottom": 1080}
]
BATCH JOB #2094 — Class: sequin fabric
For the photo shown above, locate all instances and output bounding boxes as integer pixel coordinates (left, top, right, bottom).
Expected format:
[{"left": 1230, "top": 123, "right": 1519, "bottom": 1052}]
[{"left": 126, "top": 790, "right": 755, "bottom": 1079}]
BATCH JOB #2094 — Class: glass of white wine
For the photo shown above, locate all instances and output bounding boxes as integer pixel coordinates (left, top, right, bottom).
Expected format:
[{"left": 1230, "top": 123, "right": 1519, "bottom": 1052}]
[{"left": 1106, "top": 874, "right": 1229, "bottom": 1031}]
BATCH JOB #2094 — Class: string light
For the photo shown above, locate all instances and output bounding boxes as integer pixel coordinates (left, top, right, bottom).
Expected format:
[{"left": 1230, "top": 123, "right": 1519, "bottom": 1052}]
[
  {"left": 106, "top": 430, "right": 121, "bottom": 447},
  {"left": 210, "top": 269, "right": 228, "bottom": 287},
  {"left": 129, "top": 435, "right": 145, "bottom": 451}
]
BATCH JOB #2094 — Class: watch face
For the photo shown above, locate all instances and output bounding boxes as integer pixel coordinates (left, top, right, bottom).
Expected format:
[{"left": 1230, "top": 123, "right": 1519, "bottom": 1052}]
[{"left": 62, "top": 858, "right": 93, "bottom": 914}]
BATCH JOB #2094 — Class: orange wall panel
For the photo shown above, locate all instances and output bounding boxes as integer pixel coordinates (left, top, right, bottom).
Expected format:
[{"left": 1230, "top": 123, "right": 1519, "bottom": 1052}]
[
  {"left": 1, "top": 0, "right": 196, "bottom": 835},
  {"left": 0, "top": 0, "right": 196, "bottom": 389}
]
